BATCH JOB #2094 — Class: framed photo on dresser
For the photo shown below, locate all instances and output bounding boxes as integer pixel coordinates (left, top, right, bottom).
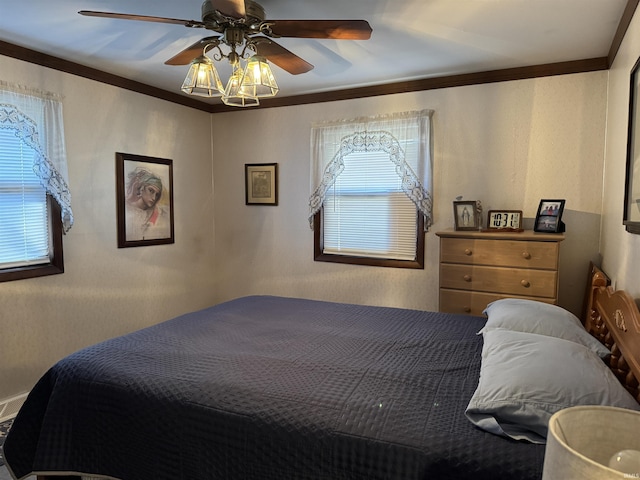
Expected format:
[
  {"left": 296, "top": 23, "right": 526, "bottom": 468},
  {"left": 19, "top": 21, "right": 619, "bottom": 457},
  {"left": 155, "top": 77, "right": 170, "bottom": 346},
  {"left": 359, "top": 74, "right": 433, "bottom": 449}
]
[
  {"left": 534, "top": 199, "right": 565, "bottom": 233},
  {"left": 453, "top": 201, "right": 480, "bottom": 230}
]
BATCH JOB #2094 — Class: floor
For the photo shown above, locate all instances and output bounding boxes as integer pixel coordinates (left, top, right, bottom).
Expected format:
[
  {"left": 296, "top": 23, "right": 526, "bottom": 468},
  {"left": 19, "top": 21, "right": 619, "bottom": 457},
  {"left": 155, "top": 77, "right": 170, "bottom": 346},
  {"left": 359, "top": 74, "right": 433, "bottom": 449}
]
[
  {"left": 0, "top": 464, "right": 14, "bottom": 480},
  {"left": 1, "top": 462, "right": 35, "bottom": 480},
  {"left": 0, "top": 418, "right": 32, "bottom": 480}
]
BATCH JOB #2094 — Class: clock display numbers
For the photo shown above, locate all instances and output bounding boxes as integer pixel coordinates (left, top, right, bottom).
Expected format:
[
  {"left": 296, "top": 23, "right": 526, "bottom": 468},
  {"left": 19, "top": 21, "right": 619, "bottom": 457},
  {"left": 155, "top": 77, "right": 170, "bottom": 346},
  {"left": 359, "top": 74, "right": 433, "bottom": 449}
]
[
  {"left": 492, "top": 212, "right": 518, "bottom": 228},
  {"left": 486, "top": 210, "right": 523, "bottom": 231}
]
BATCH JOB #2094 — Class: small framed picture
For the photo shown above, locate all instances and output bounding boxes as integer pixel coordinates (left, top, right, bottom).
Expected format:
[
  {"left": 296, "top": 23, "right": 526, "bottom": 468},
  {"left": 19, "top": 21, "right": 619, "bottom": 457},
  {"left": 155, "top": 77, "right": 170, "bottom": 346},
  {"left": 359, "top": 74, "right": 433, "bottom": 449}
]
[
  {"left": 453, "top": 201, "right": 480, "bottom": 231},
  {"left": 116, "top": 152, "right": 174, "bottom": 248},
  {"left": 534, "top": 199, "right": 566, "bottom": 233},
  {"left": 245, "top": 163, "right": 278, "bottom": 205}
]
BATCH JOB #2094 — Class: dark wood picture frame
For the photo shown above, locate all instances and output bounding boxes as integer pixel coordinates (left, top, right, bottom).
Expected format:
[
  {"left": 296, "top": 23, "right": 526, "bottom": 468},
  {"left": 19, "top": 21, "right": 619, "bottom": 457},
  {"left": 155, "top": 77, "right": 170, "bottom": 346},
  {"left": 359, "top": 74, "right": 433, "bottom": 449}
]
[
  {"left": 453, "top": 200, "right": 479, "bottom": 231},
  {"left": 534, "top": 199, "right": 565, "bottom": 233},
  {"left": 245, "top": 163, "right": 278, "bottom": 206},
  {"left": 116, "top": 152, "right": 174, "bottom": 248},
  {"left": 624, "top": 56, "right": 640, "bottom": 234}
]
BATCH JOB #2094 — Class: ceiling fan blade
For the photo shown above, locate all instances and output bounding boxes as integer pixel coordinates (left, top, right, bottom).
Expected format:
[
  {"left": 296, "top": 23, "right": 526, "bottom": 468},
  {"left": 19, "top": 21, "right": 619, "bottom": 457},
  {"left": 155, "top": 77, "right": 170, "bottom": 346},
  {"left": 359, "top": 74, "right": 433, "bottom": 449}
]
[
  {"left": 165, "top": 37, "right": 221, "bottom": 65},
  {"left": 78, "top": 10, "right": 205, "bottom": 28},
  {"left": 209, "top": 0, "right": 246, "bottom": 19},
  {"left": 266, "top": 20, "right": 372, "bottom": 40},
  {"left": 252, "top": 38, "right": 313, "bottom": 75}
]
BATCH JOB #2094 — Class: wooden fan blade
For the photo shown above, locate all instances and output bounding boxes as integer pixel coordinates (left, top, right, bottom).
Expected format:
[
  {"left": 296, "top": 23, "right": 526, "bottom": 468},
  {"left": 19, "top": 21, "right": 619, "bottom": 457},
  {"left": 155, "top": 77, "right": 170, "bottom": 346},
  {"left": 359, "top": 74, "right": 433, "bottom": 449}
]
[
  {"left": 165, "top": 37, "right": 221, "bottom": 65},
  {"left": 209, "top": 0, "right": 245, "bottom": 19},
  {"left": 267, "top": 20, "right": 372, "bottom": 40},
  {"left": 78, "top": 10, "right": 205, "bottom": 28},
  {"left": 253, "top": 38, "right": 313, "bottom": 75}
]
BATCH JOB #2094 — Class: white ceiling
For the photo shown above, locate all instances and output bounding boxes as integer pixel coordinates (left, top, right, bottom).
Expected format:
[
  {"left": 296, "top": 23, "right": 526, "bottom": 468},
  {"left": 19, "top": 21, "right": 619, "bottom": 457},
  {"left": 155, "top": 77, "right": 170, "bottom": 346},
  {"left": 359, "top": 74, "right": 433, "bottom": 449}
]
[{"left": 0, "top": 0, "right": 630, "bottom": 106}]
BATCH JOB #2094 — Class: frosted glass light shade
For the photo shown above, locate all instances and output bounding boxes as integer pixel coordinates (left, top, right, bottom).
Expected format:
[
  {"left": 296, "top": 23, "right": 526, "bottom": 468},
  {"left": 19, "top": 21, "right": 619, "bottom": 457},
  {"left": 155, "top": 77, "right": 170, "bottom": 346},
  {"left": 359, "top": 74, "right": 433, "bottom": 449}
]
[
  {"left": 181, "top": 56, "right": 224, "bottom": 97},
  {"left": 240, "top": 55, "right": 278, "bottom": 98},
  {"left": 542, "top": 406, "right": 640, "bottom": 479},
  {"left": 222, "top": 63, "right": 259, "bottom": 107}
]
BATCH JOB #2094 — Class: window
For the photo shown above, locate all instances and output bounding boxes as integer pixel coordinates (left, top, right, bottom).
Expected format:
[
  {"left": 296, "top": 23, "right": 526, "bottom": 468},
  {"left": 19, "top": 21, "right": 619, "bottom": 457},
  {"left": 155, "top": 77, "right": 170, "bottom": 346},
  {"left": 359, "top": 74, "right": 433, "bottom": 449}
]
[
  {"left": 309, "top": 110, "right": 433, "bottom": 268},
  {"left": 0, "top": 84, "right": 72, "bottom": 282}
]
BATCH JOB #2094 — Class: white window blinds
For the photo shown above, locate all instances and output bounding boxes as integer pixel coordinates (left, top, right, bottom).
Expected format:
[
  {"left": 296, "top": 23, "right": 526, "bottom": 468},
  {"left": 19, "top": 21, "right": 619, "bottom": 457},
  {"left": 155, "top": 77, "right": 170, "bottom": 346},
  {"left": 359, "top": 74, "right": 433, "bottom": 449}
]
[
  {"left": 309, "top": 110, "right": 433, "bottom": 262},
  {"left": 0, "top": 128, "right": 50, "bottom": 267},
  {"left": 323, "top": 150, "right": 418, "bottom": 260},
  {"left": 0, "top": 83, "right": 72, "bottom": 271},
  {"left": 0, "top": 83, "right": 73, "bottom": 233}
]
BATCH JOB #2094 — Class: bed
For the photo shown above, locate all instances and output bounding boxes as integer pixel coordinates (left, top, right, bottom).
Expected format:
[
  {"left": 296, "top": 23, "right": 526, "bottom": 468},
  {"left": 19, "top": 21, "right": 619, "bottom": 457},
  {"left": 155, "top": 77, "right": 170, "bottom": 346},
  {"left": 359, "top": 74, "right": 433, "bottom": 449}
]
[
  {"left": 583, "top": 264, "right": 640, "bottom": 405},
  {"left": 3, "top": 265, "right": 640, "bottom": 480}
]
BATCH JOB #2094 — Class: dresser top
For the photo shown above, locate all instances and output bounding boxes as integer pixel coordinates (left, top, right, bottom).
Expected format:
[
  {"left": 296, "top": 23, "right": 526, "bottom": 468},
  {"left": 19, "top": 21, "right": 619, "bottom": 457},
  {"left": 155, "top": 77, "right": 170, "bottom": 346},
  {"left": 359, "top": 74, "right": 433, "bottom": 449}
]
[{"left": 435, "top": 229, "right": 565, "bottom": 242}]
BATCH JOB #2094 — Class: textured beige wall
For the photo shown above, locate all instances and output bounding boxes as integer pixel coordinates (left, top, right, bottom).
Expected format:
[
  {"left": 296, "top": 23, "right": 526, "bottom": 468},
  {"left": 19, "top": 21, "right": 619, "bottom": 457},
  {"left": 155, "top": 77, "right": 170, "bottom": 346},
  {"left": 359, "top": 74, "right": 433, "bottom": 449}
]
[
  {"left": 0, "top": 55, "right": 610, "bottom": 403},
  {"left": 602, "top": 8, "right": 640, "bottom": 298},
  {"left": 0, "top": 56, "right": 217, "bottom": 399},
  {"left": 211, "top": 72, "right": 607, "bottom": 317}
]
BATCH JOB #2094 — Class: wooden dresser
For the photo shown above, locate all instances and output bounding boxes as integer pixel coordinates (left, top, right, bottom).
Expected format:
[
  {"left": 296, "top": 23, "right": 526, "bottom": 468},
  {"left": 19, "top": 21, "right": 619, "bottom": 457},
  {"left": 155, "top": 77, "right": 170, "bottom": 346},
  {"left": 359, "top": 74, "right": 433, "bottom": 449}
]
[{"left": 436, "top": 230, "right": 564, "bottom": 316}]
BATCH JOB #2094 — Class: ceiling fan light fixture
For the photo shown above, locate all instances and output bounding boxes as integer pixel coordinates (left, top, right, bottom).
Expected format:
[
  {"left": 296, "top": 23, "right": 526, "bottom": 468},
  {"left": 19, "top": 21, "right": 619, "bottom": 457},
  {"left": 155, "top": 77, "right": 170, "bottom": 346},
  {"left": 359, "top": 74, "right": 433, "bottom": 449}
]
[
  {"left": 222, "top": 63, "right": 260, "bottom": 107},
  {"left": 181, "top": 55, "right": 225, "bottom": 97},
  {"left": 240, "top": 55, "right": 279, "bottom": 98},
  {"left": 79, "top": 3, "right": 373, "bottom": 107}
]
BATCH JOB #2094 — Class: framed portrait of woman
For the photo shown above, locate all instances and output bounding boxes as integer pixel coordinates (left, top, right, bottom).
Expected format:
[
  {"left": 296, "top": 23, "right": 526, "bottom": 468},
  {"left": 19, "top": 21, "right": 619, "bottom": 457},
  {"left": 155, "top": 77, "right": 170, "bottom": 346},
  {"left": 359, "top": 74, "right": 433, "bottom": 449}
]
[{"left": 116, "top": 152, "right": 175, "bottom": 248}]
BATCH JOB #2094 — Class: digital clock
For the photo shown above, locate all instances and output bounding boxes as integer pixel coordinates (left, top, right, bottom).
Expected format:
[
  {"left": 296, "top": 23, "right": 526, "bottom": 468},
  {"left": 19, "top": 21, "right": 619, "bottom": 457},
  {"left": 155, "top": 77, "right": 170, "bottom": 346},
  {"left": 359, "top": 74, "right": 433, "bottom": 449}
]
[{"left": 487, "top": 210, "right": 523, "bottom": 231}]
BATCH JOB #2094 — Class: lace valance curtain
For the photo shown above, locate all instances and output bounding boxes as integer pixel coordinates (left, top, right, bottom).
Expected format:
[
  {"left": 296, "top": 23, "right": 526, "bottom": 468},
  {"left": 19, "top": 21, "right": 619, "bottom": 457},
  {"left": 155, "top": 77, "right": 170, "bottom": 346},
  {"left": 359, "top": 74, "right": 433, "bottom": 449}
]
[
  {"left": 0, "top": 81, "right": 73, "bottom": 232},
  {"left": 309, "top": 109, "right": 434, "bottom": 230}
]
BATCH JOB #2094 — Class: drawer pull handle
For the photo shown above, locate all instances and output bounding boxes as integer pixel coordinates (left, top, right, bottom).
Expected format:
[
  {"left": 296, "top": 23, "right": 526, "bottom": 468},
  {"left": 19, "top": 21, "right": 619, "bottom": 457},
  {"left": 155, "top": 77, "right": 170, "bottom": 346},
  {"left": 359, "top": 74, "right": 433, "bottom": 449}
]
[
  {"left": 463, "top": 274, "right": 472, "bottom": 282},
  {"left": 464, "top": 248, "right": 473, "bottom": 256},
  {"left": 464, "top": 307, "right": 471, "bottom": 313},
  {"left": 521, "top": 279, "right": 531, "bottom": 288},
  {"left": 522, "top": 252, "right": 531, "bottom": 259}
]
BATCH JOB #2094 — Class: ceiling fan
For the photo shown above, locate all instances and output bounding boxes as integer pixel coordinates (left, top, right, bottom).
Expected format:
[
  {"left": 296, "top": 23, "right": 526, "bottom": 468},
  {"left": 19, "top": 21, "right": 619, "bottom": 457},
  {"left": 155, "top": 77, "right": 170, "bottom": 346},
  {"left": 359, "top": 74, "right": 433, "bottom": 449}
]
[{"left": 78, "top": 0, "right": 372, "bottom": 78}]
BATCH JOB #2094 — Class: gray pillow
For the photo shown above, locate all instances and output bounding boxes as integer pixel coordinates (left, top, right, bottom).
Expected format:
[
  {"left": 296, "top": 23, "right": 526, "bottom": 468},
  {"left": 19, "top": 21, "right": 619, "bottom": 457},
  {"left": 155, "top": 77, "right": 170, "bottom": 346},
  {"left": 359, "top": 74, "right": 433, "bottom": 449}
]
[
  {"left": 481, "top": 298, "right": 610, "bottom": 358},
  {"left": 465, "top": 329, "right": 640, "bottom": 443}
]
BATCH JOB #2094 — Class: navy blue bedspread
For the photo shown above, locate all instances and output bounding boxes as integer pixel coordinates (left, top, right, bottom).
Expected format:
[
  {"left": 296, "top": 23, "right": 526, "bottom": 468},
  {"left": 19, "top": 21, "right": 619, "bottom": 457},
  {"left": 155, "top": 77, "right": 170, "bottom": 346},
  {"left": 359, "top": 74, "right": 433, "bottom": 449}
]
[{"left": 4, "top": 296, "right": 544, "bottom": 480}]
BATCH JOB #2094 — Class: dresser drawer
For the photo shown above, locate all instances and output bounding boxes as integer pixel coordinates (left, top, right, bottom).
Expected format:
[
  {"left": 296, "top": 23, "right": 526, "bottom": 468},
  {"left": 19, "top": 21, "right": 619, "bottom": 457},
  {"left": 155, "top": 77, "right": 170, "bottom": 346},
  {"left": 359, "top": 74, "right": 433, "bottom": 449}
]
[
  {"left": 440, "top": 238, "right": 559, "bottom": 269},
  {"left": 440, "top": 264, "right": 558, "bottom": 298},
  {"left": 439, "top": 289, "right": 556, "bottom": 316}
]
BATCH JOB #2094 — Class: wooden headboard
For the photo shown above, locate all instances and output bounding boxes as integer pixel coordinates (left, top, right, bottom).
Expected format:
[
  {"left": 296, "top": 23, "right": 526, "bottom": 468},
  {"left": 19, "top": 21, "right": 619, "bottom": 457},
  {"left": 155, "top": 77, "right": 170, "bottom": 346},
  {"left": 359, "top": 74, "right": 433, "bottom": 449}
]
[{"left": 585, "top": 264, "right": 640, "bottom": 404}]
